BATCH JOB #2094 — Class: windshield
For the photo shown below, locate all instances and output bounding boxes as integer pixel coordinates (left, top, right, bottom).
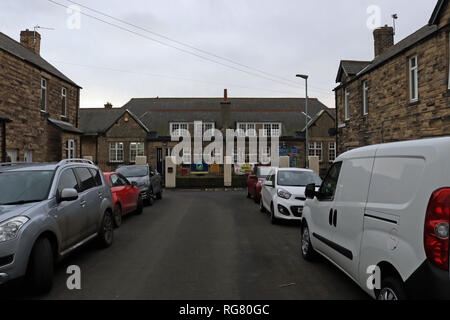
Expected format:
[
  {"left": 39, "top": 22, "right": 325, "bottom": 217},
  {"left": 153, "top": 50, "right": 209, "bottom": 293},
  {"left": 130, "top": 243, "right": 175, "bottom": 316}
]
[
  {"left": 256, "top": 167, "right": 273, "bottom": 179},
  {"left": 116, "top": 166, "right": 148, "bottom": 178},
  {"left": 0, "top": 171, "right": 54, "bottom": 205},
  {"left": 277, "top": 170, "right": 322, "bottom": 187}
]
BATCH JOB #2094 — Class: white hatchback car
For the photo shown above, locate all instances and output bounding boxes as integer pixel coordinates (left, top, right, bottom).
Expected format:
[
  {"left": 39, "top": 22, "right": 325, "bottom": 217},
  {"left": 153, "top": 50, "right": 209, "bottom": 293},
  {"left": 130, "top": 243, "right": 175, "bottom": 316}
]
[
  {"left": 260, "top": 168, "right": 322, "bottom": 224},
  {"left": 301, "top": 137, "right": 450, "bottom": 300}
]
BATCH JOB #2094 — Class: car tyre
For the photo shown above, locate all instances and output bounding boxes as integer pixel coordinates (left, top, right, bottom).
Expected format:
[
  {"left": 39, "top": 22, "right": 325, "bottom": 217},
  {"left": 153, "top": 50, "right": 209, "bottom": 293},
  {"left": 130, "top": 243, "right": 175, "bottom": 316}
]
[
  {"left": 270, "top": 203, "right": 279, "bottom": 225},
  {"left": 113, "top": 204, "right": 122, "bottom": 228},
  {"left": 156, "top": 190, "right": 163, "bottom": 200},
  {"left": 247, "top": 191, "right": 252, "bottom": 199},
  {"left": 135, "top": 195, "right": 144, "bottom": 215},
  {"left": 26, "top": 237, "right": 54, "bottom": 294},
  {"left": 377, "top": 277, "right": 407, "bottom": 300},
  {"left": 145, "top": 189, "right": 154, "bottom": 206},
  {"left": 98, "top": 211, "right": 114, "bottom": 248},
  {"left": 301, "top": 222, "right": 317, "bottom": 261}
]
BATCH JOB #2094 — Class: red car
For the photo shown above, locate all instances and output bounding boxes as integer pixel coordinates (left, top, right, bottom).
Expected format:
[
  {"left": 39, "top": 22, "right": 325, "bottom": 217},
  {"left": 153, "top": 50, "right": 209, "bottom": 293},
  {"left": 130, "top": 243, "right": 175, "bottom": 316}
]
[
  {"left": 104, "top": 172, "right": 143, "bottom": 227},
  {"left": 247, "top": 166, "right": 276, "bottom": 203}
]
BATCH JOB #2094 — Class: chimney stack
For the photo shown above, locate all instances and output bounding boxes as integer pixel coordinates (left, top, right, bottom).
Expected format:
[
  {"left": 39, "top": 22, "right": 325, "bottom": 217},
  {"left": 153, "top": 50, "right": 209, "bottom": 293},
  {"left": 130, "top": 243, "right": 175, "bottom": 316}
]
[
  {"left": 20, "top": 29, "right": 41, "bottom": 55},
  {"left": 373, "top": 25, "right": 394, "bottom": 57},
  {"left": 224, "top": 89, "right": 228, "bottom": 102},
  {"left": 104, "top": 102, "right": 113, "bottom": 109},
  {"left": 220, "top": 89, "right": 231, "bottom": 131}
]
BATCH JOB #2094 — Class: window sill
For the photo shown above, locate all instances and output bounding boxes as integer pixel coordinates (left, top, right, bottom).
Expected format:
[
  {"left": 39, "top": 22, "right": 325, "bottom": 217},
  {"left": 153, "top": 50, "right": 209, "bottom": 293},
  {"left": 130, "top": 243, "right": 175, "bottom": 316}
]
[
  {"left": 443, "top": 90, "right": 450, "bottom": 98},
  {"left": 408, "top": 100, "right": 420, "bottom": 107}
]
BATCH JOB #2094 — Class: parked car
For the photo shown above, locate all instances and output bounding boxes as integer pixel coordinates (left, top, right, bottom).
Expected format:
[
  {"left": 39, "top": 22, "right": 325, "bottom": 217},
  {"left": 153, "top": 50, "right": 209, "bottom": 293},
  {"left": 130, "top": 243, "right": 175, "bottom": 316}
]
[
  {"left": 0, "top": 159, "right": 114, "bottom": 294},
  {"left": 260, "top": 168, "right": 322, "bottom": 224},
  {"left": 301, "top": 137, "right": 450, "bottom": 300},
  {"left": 104, "top": 172, "right": 143, "bottom": 227},
  {"left": 116, "top": 164, "right": 163, "bottom": 205},
  {"left": 247, "top": 166, "right": 276, "bottom": 203}
]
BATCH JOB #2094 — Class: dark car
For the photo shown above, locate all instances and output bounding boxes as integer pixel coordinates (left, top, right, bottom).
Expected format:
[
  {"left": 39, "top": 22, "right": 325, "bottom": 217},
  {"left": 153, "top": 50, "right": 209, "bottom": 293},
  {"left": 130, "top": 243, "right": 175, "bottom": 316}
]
[{"left": 116, "top": 164, "right": 163, "bottom": 205}]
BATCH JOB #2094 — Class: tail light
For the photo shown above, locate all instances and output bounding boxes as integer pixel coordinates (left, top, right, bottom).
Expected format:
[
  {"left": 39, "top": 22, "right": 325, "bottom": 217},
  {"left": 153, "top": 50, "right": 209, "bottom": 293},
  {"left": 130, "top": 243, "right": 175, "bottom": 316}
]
[{"left": 424, "top": 188, "right": 450, "bottom": 271}]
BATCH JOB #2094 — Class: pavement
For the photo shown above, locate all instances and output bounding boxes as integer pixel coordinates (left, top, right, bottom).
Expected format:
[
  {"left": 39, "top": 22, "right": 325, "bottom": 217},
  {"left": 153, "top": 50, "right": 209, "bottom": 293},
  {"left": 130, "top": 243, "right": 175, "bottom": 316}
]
[{"left": 1, "top": 190, "right": 367, "bottom": 300}]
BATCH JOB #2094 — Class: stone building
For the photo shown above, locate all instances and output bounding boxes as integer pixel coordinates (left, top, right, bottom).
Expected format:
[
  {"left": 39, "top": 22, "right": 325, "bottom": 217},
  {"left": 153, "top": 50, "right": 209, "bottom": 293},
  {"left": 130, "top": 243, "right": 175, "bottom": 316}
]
[
  {"left": 334, "top": 0, "right": 450, "bottom": 154},
  {"left": 80, "top": 91, "right": 336, "bottom": 177},
  {"left": 0, "top": 29, "right": 82, "bottom": 163}
]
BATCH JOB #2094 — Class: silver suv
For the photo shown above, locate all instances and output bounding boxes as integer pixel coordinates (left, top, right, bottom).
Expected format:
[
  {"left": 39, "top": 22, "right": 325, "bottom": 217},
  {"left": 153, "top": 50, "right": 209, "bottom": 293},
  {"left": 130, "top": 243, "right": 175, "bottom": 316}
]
[{"left": 0, "top": 159, "right": 114, "bottom": 294}]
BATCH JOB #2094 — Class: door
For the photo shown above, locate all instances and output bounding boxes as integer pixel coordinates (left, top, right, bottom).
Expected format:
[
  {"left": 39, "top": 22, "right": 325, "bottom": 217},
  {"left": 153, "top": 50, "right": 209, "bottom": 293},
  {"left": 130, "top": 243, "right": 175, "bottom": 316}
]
[
  {"left": 308, "top": 162, "right": 343, "bottom": 258},
  {"left": 331, "top": 157, "right": 374, "bottom": 280},
  {"left": 74, "top": 167, "right": 101, "bottom": 235},
  {"left": 261, "top": 170, "right": 276, "bottom": 210},
  {"left": 117, "top": 173, "right": 138, "bottom": 213},
  {"left": 53, "top": 168, "right": 87, "bottom": 250},
  {"left": 157, "top": 148, "right": 163, "bottom": 176}
]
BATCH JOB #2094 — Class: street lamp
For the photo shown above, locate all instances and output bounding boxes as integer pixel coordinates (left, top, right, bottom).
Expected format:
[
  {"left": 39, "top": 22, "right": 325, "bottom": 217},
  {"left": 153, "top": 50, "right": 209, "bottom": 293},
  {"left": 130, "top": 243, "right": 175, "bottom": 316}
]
[{"left": 296, "top": 74, "right": 309, "bottom": 168}]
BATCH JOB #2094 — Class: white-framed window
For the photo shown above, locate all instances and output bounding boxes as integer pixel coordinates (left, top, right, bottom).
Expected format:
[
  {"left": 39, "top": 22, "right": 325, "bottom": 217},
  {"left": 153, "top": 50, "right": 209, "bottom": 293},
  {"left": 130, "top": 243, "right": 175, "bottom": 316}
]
[
  {"left": 329, "top": 142, "right": 336, "bottom": 162},
  {"left": 24, "top": 150, "right": 33, "bottom": 163},
  {"left": 202, "top": 122, "right": 214, "bottom": 134},
  {"left": 170, "top": 123, "right": 189, "bottom": 137},
  {"left": 344, "top": 88, "right": 350, "bottom": 120},
  {"left": 182, "top": 149, "right": 191, "bottom": 164},
  {"left": 363, "top": 81, "right": 369, "bottom": 115},
  {"left": 409, "top": 56, "right": 419, "bottom": 102},
  {"left": 237, "top": 123, "right": 257, "bottom": 136},
  {"left": 61, "top": 87, "right": 67, "bottom": 117},
  {"left": 109, "top": 142, "right": 124, "bottom": 163},
  {"left": 130, "top": 142, "right": 145, "bottom": 163},
  {"left": 66, "top": 139, "right": 76, "bottom": 159},
  {"left": 309, "top": 142, "right": 323, "bottom": 162},
  {"left": 262, "top": 123, "right": 282, "bottom": 137},
  {"left": 41, "top": 78, "right": 47, "bottom": 112}
]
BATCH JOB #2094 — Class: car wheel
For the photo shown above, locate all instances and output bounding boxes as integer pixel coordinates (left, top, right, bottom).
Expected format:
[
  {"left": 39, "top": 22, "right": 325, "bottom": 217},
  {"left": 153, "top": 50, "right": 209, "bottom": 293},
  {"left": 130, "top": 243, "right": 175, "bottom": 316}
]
[
  {"left": 301, "top": 223, "right": 317, "bottom": 261},
  {"left": 146, "top": 190, "right": 154, "bottom": 206},
  {"left": 98, "top": 211, "right": 114, "bottom": 248},
  {"left": 253, "top": 188, "right": 259, "bottom": 204},
  {"left": 270, "top": 203, "right": 278, "bottom": 225},
  {"left": 135, "top": 195, "right": 143, "bottom": 215},
  {"left": 247, "top": 190, "right": 252, "bottom": 199},
  {"left": 113, "top": 204, "right": 122, "bottom": 228},
  {"left": 377, "top": 277, "right": 406, "bottom": 300},
  {"left": 156, "top": 189, "right": 163, "bottom": 200},
  {"left": 26, "top": 237, "right": 54, "bottom": 294},
  {"left": 259, "top": 197, "right": 266, "bottom": 213}
]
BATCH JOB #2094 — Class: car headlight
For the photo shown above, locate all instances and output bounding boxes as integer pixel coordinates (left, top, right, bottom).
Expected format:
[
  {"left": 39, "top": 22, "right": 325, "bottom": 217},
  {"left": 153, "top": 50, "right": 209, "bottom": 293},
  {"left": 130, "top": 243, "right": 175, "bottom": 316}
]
[
  {"left": 0, "top": 216, "right": 29, "bottom": 243},
  {"left": 277, "top": 189, "right": 292, "bottom": 200}
]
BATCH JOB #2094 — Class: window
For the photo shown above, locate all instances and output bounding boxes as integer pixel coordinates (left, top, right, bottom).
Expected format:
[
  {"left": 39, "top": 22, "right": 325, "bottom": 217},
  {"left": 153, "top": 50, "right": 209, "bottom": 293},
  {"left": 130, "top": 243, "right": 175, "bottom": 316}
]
[
  {"left": 109, "top": 173, "right": 129, "bottom": 187},
  {"left": 237, "top": 123, "right": 256, "bottom": 136},
  {"left": 41, "top": 78, "right": 47, "bottom": 112},
  {"left": 344, "top": 88, "right": 349, "bottom": 120},
  {"left": 74, "top": 167, "right": 96, "bottom": 192},
  {"left": 318, "top": 162, "right": 343, "bottom": 201},
  {"left": 202, "top": 122, "right": 214, "bottom": 134},
  {"left": 309, "top": 142, "right": 323, "bottom": 162},
  {"left": 58, "top": 169, "right": 79, "bottom": 193},
  {"left": 171, "top": 123, "right": 189, "bottom": 137},
  {"left": 109, "top": 142, "right": 124, "bottom": 163},
  {"left": 66, "top": 139, "right": 76, "bottom": 159},
  {"left": 329, "top": 142, "right": 336, "bottom": 162},
  {"left": 6, "top": 149, "right": 18, "bottom": 162},
  {"left": 130, "top": 142, "right": 145, "bottom": 163},
  {"left": 362, "top": 81, "right": 369, "bottom": 115},
  {"left": 409, "top": 56, "right": 418, "bottom": 102},
  {"left": 89, "top": 168, "right": 103, "bottom": 186},
  {"left": 61, "top": 88, "right": 67, "bottom": 116}
]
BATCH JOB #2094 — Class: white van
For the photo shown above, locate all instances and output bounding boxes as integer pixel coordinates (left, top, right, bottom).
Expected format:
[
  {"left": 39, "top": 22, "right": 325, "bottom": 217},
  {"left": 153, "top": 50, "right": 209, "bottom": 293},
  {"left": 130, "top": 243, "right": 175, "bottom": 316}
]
[{"left": 301, "top": 137, "right": 450, "bottom": 300}]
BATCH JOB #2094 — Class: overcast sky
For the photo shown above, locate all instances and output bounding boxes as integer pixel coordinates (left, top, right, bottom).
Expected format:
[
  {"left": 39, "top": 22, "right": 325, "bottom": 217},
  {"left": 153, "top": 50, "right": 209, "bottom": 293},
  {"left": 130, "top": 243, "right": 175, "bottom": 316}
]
[{"left": 0, "top": 0, "right": 437, "bottom": 108}]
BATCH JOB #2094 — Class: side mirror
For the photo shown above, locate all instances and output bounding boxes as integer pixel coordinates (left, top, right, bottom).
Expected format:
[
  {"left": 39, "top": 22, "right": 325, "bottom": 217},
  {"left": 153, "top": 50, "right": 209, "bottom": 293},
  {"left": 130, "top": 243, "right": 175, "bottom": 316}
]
[
  {"left": 264, "top": 181, "right": 274, "bottom": 188},
  {"left": 305, "top": 183, "right": 317, "bottom": 199},
  {"left": 59, "top": 188, "right": 78, "bottom": 202}
]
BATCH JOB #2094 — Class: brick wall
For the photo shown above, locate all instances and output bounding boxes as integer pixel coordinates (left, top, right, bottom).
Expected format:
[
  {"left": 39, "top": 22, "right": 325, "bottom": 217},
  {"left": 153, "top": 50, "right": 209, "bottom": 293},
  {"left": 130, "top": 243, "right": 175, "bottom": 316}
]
[
  {"left": 0, "top": 48, "right": 80, "bottom": 162},
  {"left": 335, "top": 23, "right": 450, "bottom": 155}
]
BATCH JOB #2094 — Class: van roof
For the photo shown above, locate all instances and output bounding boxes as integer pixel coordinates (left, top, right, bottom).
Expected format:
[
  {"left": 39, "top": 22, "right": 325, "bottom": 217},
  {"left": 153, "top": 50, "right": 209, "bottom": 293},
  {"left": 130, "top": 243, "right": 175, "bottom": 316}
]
[{"left": 337, "top": 137, "right": 450, "bottom": 161}]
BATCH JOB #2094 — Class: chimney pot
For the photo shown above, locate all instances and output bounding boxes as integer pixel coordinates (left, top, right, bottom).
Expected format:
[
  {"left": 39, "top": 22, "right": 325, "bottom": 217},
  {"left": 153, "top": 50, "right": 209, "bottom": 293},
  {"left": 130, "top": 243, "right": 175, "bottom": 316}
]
[
  {"left": 20, "top": 29, "right": 41, "bottom": 55},
  {"left": 104, "top": 102, "right": 113, "bottom": 109},
  {"left": 373, "top": 26, "right": 394, "bottom": 57}
]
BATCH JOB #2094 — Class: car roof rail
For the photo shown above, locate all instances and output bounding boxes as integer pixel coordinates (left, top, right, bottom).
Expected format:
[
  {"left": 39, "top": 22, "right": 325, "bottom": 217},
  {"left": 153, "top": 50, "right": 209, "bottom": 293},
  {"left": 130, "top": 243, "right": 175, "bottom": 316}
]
[{"left": 57, "top": 159, "right": 95, "bottom": 166}]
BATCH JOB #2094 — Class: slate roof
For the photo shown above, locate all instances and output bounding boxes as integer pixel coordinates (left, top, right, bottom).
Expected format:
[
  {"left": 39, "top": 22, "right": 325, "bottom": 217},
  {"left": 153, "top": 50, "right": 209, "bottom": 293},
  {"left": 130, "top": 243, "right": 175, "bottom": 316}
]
[
  {"left": 0, "top": 31, "right": 80, "bottom": 88},
  {"left": 48, "top": 118, "right": 83, "bottom": 134},
  {"left": 336, "top": 60, "right": 371, "bottom": 82},
  {"left": 122, "top": 98, "right": 333, "bottom": 137},
  {"left": 79, "top": 108, "right": 149, "bottom": 135},
  {"left": 335, "top": 0, "right": 444, "bottom": 88}
]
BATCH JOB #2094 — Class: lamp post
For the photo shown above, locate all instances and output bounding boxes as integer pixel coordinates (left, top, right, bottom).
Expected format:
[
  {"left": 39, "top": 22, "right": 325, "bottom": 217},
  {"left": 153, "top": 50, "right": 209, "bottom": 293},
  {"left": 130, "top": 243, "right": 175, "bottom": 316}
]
[{"left": 296, "top": 74, "right": 309, "bottom": 168}]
